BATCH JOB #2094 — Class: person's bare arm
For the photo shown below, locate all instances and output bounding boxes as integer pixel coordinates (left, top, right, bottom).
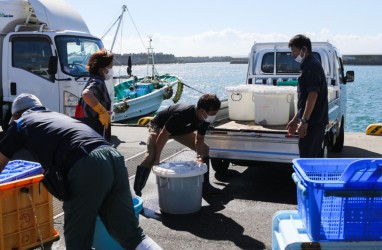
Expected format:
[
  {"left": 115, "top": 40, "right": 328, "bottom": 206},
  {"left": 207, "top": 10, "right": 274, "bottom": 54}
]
[
  {"left": 153, "top": 127, "right": 171, "bottom": 165},
  {"left": 0, "top": 152, "right": 10, "bottom": 174}
]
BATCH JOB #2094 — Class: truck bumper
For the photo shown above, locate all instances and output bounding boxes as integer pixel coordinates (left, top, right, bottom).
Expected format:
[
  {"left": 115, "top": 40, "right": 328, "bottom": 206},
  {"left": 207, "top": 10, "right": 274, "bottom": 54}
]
[{"left": 205, "top": 133, "right": 299, "bottom": 163}]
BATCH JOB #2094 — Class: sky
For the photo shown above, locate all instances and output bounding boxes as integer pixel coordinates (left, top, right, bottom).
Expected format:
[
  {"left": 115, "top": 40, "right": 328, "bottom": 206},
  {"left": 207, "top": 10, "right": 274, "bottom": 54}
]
[{"left": 65, "top": 0, "right": 382, "bottom": 57}]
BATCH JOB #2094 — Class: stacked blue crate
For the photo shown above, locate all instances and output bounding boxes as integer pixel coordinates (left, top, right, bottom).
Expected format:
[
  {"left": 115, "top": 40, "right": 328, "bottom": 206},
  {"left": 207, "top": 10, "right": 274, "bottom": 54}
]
[
  {"left": 0, "top": 160, "right": 43, "bottom": 184},
  {"left": 291, "top": 158, "right": 382, "bottom": 241}
]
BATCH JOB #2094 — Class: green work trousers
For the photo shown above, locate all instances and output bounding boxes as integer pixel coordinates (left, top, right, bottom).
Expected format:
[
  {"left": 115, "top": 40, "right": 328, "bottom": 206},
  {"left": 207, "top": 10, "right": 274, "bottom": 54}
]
[{"left": 63, "top": 146, "right": 145, "bottom": 250}]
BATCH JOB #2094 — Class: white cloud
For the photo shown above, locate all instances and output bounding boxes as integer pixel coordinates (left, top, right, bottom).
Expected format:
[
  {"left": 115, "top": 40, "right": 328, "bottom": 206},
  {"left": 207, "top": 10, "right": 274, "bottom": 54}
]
[{"left": 104, "top": 28, "right": 382, "bottom": 56}]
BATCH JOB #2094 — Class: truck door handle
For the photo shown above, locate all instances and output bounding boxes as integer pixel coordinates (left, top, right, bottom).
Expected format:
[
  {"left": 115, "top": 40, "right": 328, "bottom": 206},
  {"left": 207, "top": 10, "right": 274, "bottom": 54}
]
[{"left": 10, "top": 82, "right": 16, "bottom": 95}]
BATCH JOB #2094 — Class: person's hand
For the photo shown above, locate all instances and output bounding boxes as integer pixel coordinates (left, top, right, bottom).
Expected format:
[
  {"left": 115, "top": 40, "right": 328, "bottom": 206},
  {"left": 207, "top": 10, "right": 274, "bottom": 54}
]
[
  {"left": 195, "top": 155, "right": 204, "bottom": 165},
  {"left": 93, "top": 103, "right": 110, "bottom": 128},
  {"left": 297, "top": 122, "right": 308, "bottom": 138},
  {"left": 286, "top": 118, "right": 298, "bottom": 136}
]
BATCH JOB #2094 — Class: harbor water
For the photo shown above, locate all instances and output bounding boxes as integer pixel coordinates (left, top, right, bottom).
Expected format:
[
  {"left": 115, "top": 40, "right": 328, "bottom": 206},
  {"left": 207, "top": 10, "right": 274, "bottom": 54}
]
[{"left": 114, "top": 63, "right": 382, "bottom": 132}]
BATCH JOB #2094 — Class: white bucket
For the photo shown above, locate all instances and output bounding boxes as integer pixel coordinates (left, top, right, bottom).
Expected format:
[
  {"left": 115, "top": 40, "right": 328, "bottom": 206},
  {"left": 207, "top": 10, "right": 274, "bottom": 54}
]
[
  {"left": 253, "top": 86, "right": 295, "bottom": 125},
  {"left": 225, "top": 85, "right": 256, "bottom": 121},
  {"left": 152, "top": 161, "right": 207, "bottom": 214}
]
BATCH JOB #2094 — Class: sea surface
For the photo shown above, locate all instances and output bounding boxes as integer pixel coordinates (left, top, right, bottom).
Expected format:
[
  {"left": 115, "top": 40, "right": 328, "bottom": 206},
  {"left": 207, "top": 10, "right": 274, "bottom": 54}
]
[{"left": 114, "top": 63, "right": 382, "bottom": 132}]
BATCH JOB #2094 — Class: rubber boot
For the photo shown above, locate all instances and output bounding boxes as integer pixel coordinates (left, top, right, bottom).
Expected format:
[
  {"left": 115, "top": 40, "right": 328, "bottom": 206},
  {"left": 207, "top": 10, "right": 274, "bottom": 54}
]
[
  {"left": 135, "top": 237, "right": 163, "bottom": 250},
  {"left": 202, "top": 157, "right": 221, "bottom": 196},
  {"left": 133, "top": 166, "right": 151, "bottom": 197}
]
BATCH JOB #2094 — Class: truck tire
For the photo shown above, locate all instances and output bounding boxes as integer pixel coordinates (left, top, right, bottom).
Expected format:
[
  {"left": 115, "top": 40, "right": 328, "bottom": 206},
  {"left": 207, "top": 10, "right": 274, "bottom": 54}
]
[
  {"left": 211, "top": 158, "right": 230, "bottom": 173},
  {"left": 320, "top": 138, "right": 328, "bottom": 158},
  {"left": 332, "top": 118, "right": 344, "bottom": 152}
]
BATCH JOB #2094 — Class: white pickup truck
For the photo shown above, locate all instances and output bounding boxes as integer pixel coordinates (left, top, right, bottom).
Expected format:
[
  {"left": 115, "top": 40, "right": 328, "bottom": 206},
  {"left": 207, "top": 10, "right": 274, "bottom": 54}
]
[{"left": 205, "top": 42, "right": 355, "bottom": 173}]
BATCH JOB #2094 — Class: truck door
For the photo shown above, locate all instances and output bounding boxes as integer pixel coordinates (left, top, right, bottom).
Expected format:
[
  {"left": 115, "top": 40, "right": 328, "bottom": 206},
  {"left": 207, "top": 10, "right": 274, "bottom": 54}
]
[{"left": 6, "top": 35, "right": 59, "bottom": 111}]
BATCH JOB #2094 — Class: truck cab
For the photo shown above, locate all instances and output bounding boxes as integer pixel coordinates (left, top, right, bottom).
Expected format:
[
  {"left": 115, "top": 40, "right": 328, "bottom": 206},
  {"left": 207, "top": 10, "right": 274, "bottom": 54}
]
[
  {"left": 205, "top": 42, "right": 354, "bottom": 173},
  {"left": 0, "top": 0, "right": 110, "bottom": 130}
]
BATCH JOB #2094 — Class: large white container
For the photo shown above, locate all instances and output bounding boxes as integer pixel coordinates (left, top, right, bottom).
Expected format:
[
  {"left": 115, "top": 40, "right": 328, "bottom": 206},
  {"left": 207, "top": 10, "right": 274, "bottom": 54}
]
[
  {"left": 225, "top": 85, "right": 256, "bottom": 121},
  {"left": 153, "top": 161, "right": 207, "bottom": 214},
  {"left": 327, "top": 86, "right": 337, "bottom": 102},
  {"left": 253, "top": 86, "right": 295, "bottom": 125}
]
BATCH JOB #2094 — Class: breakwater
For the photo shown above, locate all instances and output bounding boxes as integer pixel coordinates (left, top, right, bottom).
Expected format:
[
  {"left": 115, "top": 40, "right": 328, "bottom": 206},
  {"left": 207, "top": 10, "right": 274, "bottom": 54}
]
[{"left": 114, "top": 53, "right": 382, "bottom": 65}]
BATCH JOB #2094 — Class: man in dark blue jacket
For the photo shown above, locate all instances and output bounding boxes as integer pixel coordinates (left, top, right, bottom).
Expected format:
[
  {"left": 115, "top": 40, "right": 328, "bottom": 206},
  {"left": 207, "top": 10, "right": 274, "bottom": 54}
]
[
  {"left": 0, "top": 93, "right": 162, "bottom": 250},
  {"left": 287, "top": 34, "right": 329, "bottom": 157}
]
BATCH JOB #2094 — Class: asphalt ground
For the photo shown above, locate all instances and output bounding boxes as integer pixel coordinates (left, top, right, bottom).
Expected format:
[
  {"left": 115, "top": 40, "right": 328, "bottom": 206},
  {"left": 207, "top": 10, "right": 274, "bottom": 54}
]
[{"left": 4, "top": 125, "right": 381, "bottom": 250}]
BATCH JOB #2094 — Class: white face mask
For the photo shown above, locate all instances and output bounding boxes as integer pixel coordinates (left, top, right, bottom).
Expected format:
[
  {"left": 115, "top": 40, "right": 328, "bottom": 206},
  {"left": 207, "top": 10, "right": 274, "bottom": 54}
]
[
  {"left": 203, "top": 113, "right": 216, "bottom": 123},
  {"left": 104, "top": 68, "right": 114, "bottom": 80},
  {"left": 294, "top": 54, "right": 303, "bottom": 63},
  {"left": 294, "top": 48, "right": 305, "bottom": 63}
]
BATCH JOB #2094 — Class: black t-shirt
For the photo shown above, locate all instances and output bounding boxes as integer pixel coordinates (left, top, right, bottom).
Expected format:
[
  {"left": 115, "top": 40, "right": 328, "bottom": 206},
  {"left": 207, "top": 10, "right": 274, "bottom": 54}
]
[
  {"left": 298, "top": 54, "right": 329, "bottom": 125},
  {"left": 152, "top": 104, "right": 210, "bottom": 136},
  {"left": 0, "top": 108, "right": 109, "bottom": 173}
]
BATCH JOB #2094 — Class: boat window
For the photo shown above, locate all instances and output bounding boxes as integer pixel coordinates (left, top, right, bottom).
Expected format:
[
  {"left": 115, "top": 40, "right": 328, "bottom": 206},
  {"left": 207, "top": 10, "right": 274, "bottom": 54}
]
[
  {"left": 12, "top": 36, "right": 53, "bottom": 80},
  {"left": 260, "top": 52, "right": 322, "bottom": 74},
  {"left": 55, "top": 36, "right": 103, "bottom": 77}
]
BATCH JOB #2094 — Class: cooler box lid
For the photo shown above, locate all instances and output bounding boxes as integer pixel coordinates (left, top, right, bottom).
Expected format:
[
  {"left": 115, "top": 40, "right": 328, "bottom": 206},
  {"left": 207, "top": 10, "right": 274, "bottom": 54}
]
[{"left": 153, "top": 161, "right": 207, "bottom": 178}]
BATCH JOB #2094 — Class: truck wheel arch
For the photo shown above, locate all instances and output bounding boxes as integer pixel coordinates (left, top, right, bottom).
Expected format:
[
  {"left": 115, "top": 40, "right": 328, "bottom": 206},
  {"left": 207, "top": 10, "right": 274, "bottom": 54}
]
[{"left": 331, "top": 116, "right": 345, "bottom": 152}]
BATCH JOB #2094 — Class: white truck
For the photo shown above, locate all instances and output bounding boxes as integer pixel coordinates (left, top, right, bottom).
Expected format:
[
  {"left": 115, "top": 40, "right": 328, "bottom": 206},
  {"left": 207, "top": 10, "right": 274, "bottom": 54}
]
[
  {"left": 205, "top": 42, "right": 355, "bottom": 173},
  {"left": 0, "top": 0, "right": 110, "bottom": 130}
]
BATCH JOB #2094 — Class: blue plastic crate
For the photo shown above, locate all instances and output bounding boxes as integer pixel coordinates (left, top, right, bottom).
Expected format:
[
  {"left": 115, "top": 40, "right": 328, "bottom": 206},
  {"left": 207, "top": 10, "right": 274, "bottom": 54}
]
[
  {"left": 292, "top": 158, "right": 382, "bottom": 241},
  {"left": 0, "top": 160, "right": 43, "bottom": 184}
]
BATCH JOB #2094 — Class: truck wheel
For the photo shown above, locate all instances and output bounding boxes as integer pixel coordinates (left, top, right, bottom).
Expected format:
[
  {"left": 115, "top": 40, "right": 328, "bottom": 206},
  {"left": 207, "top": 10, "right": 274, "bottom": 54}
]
[
  {"left": 332, "top": 118, "right": 344, "bottom": 152},
  {"left": 211, "top": 158, "right": 230, "bottom": 173},
  {"left": 320, "top": 138, "right": 328, "bottom": 158}
]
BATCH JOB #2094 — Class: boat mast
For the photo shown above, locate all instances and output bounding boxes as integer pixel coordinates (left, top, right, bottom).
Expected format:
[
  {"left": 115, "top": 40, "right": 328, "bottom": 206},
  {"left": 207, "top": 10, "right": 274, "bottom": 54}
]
[
  {"left": 147, "top": 37, "right": 156, "bottom": 79},
  {"left": 110, "top": 5, "right": 127, "bottom": 53}
]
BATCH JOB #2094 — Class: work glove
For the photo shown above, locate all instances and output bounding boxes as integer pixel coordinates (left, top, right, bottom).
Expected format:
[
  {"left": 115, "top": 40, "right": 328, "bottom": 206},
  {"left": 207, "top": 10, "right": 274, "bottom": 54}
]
[{"left": 93, "top": 103, "right": 110, "bottom": 129}]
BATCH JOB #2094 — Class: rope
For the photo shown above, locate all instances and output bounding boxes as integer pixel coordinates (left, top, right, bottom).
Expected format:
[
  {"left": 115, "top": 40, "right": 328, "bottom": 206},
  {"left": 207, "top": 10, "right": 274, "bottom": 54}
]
[{"left": 182, "top": 82, "right": 205, "bottom": 94}]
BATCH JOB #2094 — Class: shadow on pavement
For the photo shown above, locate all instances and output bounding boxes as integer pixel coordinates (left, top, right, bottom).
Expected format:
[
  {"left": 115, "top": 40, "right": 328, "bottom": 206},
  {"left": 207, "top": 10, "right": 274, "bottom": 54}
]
[
  {"left": 213, "top": 163, "right": 297, "bottom": 205},
  {"left": 329, "top": 145, "right": 382, "bottom": 158},
  {"left": 161, "top": 207, "right": 266, "bottom": 250}
]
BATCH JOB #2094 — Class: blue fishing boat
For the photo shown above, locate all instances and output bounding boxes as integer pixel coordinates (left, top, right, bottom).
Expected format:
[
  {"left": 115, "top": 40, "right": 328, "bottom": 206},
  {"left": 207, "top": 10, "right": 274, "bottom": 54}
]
[{"left": 106, "top": 6, "right": 183, "bottom": 123}]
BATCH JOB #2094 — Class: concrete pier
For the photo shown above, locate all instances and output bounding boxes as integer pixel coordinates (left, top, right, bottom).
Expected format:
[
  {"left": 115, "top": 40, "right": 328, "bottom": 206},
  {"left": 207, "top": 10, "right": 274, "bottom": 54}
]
[{"left": 8, "top": 126, "right": 380, "bottom": 249}]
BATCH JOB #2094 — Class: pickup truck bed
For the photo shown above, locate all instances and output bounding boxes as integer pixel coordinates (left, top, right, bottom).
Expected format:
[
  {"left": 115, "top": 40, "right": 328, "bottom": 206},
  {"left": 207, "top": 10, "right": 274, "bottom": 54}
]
[
  {"left": 213, "top": 119, "right": 287, "bottom": 132},
  {"left": 205, "top": 105, "right": 300, "bottom": 172}
]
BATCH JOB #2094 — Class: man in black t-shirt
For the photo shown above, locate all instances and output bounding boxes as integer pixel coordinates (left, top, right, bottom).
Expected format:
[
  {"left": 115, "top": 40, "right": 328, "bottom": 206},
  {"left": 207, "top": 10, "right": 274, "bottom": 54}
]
[
  {"left": 0, "top": 93, "right": 162, "bottom": 250},
  {"left": 287, "top": 34, "right": 329, "bottom": 157},
  {"left": 133, "top": 93, "right": 221, "bottom": 197}
]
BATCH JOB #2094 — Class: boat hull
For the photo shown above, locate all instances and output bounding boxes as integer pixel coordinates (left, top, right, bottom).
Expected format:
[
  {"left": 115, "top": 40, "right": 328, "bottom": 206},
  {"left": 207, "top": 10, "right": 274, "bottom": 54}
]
[{"left": 111, "top": 75, "right": 179, "bottom": 122}]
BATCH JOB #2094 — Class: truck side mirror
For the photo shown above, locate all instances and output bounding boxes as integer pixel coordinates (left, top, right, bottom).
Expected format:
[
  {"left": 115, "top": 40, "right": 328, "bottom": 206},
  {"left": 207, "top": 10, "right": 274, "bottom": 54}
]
[
  {"left": 48, "top": 56, "right": 58, "bottom": 75},
  {"left": 345, "top": 70, "right": 354, "bottom": 83}
]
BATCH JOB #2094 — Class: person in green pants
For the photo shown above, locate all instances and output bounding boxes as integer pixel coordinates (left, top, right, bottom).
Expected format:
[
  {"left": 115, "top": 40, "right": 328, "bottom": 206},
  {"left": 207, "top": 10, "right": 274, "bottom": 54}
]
[{"left": 0, "top": 93, "right": 162, "bottom": 250}]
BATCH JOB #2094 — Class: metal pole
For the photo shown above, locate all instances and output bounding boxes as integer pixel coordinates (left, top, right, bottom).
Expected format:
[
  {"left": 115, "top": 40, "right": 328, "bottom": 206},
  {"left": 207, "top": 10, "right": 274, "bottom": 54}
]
[{"left": 110, "top": 5, "right": 127, "bottom": 53}]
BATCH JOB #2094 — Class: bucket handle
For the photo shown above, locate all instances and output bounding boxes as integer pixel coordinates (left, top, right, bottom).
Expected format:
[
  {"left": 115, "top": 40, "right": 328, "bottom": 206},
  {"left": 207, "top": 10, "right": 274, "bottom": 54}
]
[
  {"left": 231, "top": 93, "right": 242, "bottom": 101},
  {"left": 286, "top": 93, "right": 292, "bottom": 103}
]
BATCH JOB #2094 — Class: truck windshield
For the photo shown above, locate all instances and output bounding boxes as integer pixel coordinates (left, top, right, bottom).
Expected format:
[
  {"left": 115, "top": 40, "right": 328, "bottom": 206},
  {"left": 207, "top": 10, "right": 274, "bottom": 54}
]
[
  {"left": 55, "top": 36, "right": 103, "bottom": 77},
  {"left": 261, "top": 52, "right": 321, "bottom": 74}
]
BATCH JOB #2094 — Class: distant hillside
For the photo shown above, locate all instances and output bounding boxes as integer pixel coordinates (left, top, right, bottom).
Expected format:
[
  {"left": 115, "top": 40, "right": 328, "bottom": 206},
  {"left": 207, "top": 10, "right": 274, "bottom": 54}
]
[
  {"left": 342, "top": 55, "right": 382, "bottom": 65},
  {"left": 113, "top": 53, "right": 382, "bottom": 65}
]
